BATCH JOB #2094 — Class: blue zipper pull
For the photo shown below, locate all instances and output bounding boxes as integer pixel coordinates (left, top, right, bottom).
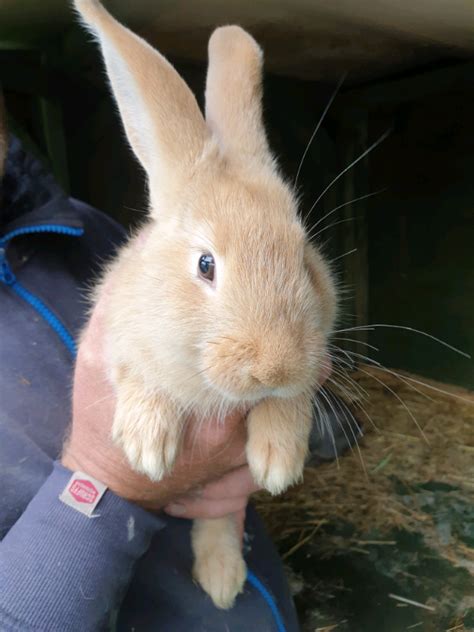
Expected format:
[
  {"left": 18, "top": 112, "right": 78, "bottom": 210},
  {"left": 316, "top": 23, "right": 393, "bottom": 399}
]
[{"left": 0, "top": 244, "right": 16, "bottom": 285}]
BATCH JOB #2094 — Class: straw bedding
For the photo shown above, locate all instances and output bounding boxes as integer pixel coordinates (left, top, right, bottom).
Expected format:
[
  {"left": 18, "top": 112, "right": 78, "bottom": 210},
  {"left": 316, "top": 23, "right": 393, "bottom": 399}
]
[{"left": 254, "top": 364, "right": 474, "bottom": 571}]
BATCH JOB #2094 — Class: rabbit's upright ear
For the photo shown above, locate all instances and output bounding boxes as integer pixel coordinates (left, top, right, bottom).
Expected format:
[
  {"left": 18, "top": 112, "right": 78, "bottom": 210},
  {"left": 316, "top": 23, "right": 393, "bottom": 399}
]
[
  {"left": 205, "top": 26, "right": 271, "bottom": 166},
  {"left": 73, "top": 1, "right": 208, "bottom": 211}
]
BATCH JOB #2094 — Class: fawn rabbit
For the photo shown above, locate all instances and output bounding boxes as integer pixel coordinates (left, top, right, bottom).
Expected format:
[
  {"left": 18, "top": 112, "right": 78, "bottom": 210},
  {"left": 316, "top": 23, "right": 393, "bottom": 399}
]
[{"left": 74, "top": 0, "right": 337, "bottom": 609}]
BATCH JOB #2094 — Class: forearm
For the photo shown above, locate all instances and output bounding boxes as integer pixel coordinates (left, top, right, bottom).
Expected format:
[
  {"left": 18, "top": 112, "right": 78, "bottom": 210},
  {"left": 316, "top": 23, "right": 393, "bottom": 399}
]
[{"left": 0, "top": 463, "right": 164, "bottom": 632}]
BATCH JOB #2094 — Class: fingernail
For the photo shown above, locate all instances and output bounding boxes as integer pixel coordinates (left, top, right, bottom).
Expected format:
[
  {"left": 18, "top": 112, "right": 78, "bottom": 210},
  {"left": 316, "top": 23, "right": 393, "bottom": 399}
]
[{"left": 165, "top": 503, "right": 186, "bottom": 516}]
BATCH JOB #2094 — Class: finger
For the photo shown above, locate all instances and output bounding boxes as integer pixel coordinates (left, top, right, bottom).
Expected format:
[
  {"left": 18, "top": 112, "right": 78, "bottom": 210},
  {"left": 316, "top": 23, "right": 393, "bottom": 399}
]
[
  {"left": 197, "top": 465, "right": 260, "bottom": 500},
  {"left": 164, "top": 494, "right": 249, "bottom": 520}
]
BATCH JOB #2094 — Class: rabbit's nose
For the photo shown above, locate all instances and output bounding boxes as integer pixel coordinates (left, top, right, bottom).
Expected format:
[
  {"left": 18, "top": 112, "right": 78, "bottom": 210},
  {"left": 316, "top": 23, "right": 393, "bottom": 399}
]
[
  {"left": 250, "top": 345, "right": 297, "bottom": 388},
  {"left": 247, "top": 330, "right": 303, "bottom": 389},
  {"left": 251, "top": 363, "right": 289, "bottom": 388}
]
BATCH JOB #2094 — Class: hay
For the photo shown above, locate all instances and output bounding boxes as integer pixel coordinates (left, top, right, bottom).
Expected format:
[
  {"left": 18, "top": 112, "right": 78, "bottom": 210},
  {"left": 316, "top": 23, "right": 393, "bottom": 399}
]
[{"left": 254, "top": 364, "right": 474, "bottom": 571}]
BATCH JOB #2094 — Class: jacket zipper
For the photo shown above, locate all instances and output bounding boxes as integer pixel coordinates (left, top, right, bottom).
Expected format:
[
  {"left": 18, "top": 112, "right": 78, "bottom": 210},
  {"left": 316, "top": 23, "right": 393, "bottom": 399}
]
[{"left": 0, "top": 224, "right": 84, "bottom": 358}]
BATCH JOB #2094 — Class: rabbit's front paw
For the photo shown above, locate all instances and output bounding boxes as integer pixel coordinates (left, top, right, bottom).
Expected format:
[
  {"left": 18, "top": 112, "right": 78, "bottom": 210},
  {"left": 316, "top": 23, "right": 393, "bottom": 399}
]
[
  {"left": 112, "top": 384, "right": 182, "bottom": 481},
  {"left": 113, "top": 418, "right": 179, "bottom": 481},
  {"left": 192, "top": 516, "right": 246, "bottom": 609},
  {"left": 247, "top": 434, "right": 306, "bottom": 495},
  {"left": 246, "top": 395, "right": 311, "bottom": 495}
]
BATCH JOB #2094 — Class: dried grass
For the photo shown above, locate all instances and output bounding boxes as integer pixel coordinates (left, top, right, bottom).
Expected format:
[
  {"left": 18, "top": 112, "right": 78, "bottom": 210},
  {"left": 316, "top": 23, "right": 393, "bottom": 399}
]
[{"left": 254, "top": 364, "right": 474, "bottom": 570}]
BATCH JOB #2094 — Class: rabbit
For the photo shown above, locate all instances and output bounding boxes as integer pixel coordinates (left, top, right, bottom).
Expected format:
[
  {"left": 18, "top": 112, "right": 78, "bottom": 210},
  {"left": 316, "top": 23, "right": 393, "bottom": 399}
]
[{"left": 73, "top": 0, "right": 337, "bottom": 610}]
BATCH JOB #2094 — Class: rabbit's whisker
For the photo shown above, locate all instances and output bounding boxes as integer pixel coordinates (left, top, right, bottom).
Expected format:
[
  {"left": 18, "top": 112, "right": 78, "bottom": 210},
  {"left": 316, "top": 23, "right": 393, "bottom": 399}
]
[
  {"left": 333, "top": 323, "right": 471, "bottom": 359},
  {"left": 307, "top": 215, "right": 359, "bottom": 242},
  {"left": 316, "top": 384, "right": 366, "bottom": 474},
  {"left": 304, "top": 189, "right": 385, "bottom": 237},
  {"left": 331, "top": 336, "right": 379, "bottom": 352},
  {"left": 329, "top": 248, "right": 358, "bottom": 264},
  {"left": 333, "top": 347, "right": 436, "bottom": 404},
  {"left": 307, "top": 129, "right": 391, "bottom": 216},
  {"left": 331, "top": 347, "right": 429, "bottom": 444},
  {"left": 312, "top": 397, "right": 339, "bottom": 465},
  {"left": 294, "top": 72, "right": 347, "bottom": 189}
]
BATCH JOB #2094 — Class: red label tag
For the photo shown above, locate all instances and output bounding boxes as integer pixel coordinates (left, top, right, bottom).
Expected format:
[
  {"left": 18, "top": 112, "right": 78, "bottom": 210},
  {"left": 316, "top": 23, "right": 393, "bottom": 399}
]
[
  {"left": 69, "top": 479, "right": 99, "bottom": 504},
  {"left": 59, "top": 471, "right": 107, "bottom": 517}
]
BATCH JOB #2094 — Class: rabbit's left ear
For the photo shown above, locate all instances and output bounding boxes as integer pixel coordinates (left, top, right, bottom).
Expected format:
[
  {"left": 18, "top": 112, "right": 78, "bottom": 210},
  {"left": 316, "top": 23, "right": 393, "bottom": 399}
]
[
  {"left": 205, "top": 26, "right": 272, "bottom": 166},
  {"left": 73, "top": 0, "right": 208, "bottom": 212}
]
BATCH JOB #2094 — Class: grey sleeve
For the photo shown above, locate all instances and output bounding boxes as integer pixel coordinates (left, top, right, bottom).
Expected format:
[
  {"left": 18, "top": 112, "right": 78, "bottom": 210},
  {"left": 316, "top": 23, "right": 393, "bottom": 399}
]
[{"left": 0, "top": 462, "right": 164, "bottom": 632}]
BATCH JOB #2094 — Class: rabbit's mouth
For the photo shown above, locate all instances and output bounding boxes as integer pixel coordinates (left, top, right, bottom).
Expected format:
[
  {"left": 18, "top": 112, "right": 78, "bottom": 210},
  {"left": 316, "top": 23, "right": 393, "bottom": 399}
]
[
  {"left": 207, "top": 355, "right": 331, "bottom": 405},
  {"left": 200, "top": 330, "right": 327, "bottom": 404},
  {"left": 205, "top": 381, "right": 308, "bottom": 408},
  {"left": 201, "top": 352, "right": 324, "bottom": 405}
]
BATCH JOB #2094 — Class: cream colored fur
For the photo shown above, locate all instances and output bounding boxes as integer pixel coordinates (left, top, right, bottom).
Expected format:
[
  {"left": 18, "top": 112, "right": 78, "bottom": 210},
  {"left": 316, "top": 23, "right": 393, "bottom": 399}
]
[{"left": 74, "top": 0, "right": 337, "bottom": 609}]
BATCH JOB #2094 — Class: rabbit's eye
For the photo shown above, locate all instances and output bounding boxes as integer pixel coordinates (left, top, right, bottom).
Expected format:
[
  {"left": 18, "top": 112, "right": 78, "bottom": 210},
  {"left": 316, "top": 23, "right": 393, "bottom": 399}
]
[{"left": 198, "top": 254, "right": 215, "bottom": 282}]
